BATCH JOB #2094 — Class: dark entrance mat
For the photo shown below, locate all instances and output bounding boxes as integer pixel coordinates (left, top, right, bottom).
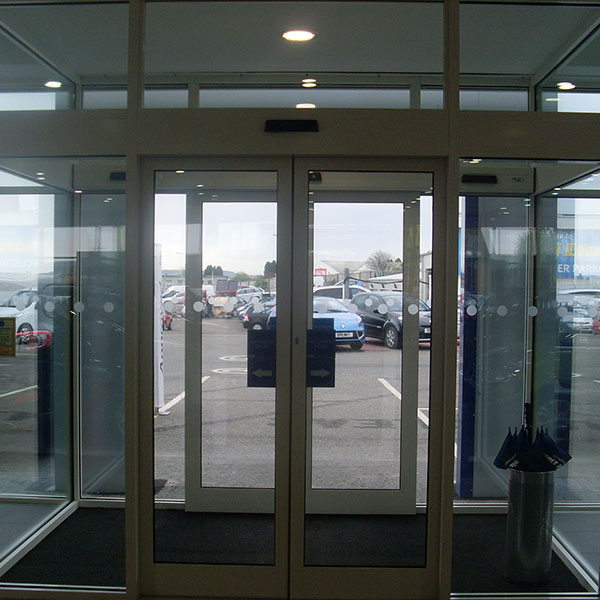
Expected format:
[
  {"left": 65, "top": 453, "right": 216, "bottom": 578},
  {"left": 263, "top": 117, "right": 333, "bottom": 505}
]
[
  {"left": 452, "top": 514, "right": 585, "bottom": 593},
  {"left": 0, "top": 509, "right": 587, "bottom": 593}
]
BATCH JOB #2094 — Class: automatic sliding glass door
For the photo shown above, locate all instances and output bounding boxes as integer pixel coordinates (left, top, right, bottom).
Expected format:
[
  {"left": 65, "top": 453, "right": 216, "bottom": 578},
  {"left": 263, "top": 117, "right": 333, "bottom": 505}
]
[{"left": 139, "top": 157, "right": 447, "bottom": 600}]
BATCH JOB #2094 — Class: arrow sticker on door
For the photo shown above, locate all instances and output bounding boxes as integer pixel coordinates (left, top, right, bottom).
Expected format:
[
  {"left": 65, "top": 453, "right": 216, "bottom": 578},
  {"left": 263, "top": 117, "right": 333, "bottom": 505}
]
[
  {"left": 247, "top": 329, "right": 276, "bottom": 387},
  {"left": 307, "top": 322, "right": 336, "bottom": 387}
]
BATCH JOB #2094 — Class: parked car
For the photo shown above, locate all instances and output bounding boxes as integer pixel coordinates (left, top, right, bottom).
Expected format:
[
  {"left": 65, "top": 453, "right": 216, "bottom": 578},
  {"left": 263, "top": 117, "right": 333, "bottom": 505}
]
[
  {"left": 162, "top": 291, "right": 185, "bottom": 315},
  {"left": 236, "top": 286, "right": 266, "bottom": 303},
  {"left": 313, "top": 283, "right": 368, "bottom": 300},
  {"left": 351, "top": 291, "right": 431, "bottom": 349},
  {"left": 267, "top": 297, "right": 365, "bottom": 350},
  {"left": 0, "top": 288, "right": 38, "bottom": 335},
  {"left": 242, "top": 298, "right": 276, "bottom": 330},
  {"left": 568, "top": 308, "right": 593, "bottom": 333},
  {"left": 162, "top": 285, "right": 185, "bottom": 300}
]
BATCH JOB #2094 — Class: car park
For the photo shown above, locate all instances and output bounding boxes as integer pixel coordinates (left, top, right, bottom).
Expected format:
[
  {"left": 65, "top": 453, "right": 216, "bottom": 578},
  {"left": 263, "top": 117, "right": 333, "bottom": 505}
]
[
  {"left": 0, "top": 288, "right": 38, "bottom": 336},
  {"left": 351, "top": 291, "right": 431, "bottom": 349}
]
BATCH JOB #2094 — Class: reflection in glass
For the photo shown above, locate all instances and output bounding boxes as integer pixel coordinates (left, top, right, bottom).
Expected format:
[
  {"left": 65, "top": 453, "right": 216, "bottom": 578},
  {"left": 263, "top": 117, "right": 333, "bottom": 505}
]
[{"left": 305, "top": 171, "right": 432, "bottom": 567}]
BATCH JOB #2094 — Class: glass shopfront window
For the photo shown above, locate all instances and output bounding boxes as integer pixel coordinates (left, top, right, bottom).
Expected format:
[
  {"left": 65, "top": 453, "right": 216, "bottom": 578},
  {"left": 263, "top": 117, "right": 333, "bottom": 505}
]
[
  {"left": 453, "top": 159, "right": 600, "bottom": 594},
  {"left": 0, "top": 157, "right": 126, "bottom": 588}
]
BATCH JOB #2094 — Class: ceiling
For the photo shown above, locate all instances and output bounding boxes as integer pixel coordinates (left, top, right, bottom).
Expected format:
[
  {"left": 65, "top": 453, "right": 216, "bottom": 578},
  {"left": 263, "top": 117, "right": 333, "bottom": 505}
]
[{"left": 0, "top": 1, "right": 599, "bottom": 87}]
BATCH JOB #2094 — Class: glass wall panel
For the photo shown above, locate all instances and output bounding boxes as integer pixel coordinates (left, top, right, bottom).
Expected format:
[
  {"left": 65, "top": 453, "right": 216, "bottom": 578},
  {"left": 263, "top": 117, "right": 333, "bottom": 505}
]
[
  {"left": 539, "top": 26, "right": 600, "bottom": 113},
  {"left": 454, "top": 159, "right": 600, "bottom": 594},
  {"left": 82, "top": 87, "right": 127, "bottom": 110},
  {"left": 460, "top": 3, "right": 600, "bottom": 112},
  {"left": 0, "top": 160, "right": 72, "bottom": 574},
  {"left": 145, "top": 1, "right": 443, "bottom": 109},
  {"left": 460, "top": 89, "right": 528, "bottom": 111},
  {"left": 0, "top": 157, "right": 126, "bottom": 588},
  {"left": 78, "top": 160, "right": 126, "bottom": 498},
  {"left": 199, "top": 88, "right": 410, "bottom": 109},
  {"left": 0, "top": 2, "right": 128, "bottom": 111}
]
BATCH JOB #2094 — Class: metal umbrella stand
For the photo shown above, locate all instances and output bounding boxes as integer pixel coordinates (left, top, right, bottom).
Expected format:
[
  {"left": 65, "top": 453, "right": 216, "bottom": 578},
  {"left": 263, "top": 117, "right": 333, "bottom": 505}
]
[
  {"left": 494, "top": 423, "right": 571, "bottom": 585},
  {"left": 505, "top": 469, "right": 554, "bottom": 584}
]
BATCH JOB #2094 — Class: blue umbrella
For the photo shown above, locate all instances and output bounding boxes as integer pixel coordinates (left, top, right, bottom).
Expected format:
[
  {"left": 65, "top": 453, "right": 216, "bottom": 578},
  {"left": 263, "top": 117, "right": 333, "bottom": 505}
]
[{"left": 494, "top": 426, "right": 571, "bottom": 472}]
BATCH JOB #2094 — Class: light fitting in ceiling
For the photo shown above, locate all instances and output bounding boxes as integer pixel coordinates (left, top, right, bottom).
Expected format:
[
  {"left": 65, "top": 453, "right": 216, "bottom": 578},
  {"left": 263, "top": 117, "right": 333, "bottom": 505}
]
[
  {"left": 296, "top": 103, "right": 316, "bottom": 109},
  {"left": 44, "top": 81, "right": 62, "bottom": 88},
  {"left": 282, "top": 30, "right": 315, "bottom": 42},
  {"left": 557, "top": 82, "right": 576, "bottom": 90},
  {"left": 302, "top": 78, "right": 317, "bottom": 88}
]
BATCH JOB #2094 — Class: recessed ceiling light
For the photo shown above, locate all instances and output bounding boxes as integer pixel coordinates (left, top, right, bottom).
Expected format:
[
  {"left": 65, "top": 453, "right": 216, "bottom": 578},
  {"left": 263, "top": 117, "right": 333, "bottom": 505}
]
[
  {"left": 196, "top": 184, "right": 204, "bottom": 187},
  {"left": 557, "top": 82, "right": 576, "bottom": 90},
  {"left": 74, "top": 189, "right": 83, "bottom": 194},
  {"left": 545, "top": 98, "right": 559, "bottom": 102},
  {"left": 554, "top": 187, "right": 561, "bottom": 191},
  {"left": 296, "top": 103, "right": 316, "bottom": 109},
  {"left": 44, "top": 81, "right": 62, "bottom": 89},
  {"left": 302, "top": 78, "right": 317, "bottom": 88},
  {"left": 37, "top": 176, "right": 45, "bottom": 180},
  {"left": 282, "top": 30, "right": 315, "bottom": 42},
  {"left": 36, "top": 172, "right": 44, "bottom": 176},
  {"left": 104, "top": 198, "right": 112, "bottom": 203},
  {"left": 175, "top": 170, "right": 185, "bottom": 174}
]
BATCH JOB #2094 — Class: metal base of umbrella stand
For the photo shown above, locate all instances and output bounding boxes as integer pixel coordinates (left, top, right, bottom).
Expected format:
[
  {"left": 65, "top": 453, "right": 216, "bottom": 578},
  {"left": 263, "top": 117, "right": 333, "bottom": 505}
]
[{"left": 505, "top": 469, "right": 554, "bottom": 585}]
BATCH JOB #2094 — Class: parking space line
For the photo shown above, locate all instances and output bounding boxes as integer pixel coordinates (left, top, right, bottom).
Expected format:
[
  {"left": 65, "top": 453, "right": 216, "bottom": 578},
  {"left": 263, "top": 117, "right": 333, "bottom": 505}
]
[
  {"left": 417, "top": 408, "right": 429, "bottom": 427},
  {"left": 0, "top": 385, "right": 37, "bottom": 399},
  {"left": 378, "top": 378, "right": 429, "bottom": 427},
  {"left": 156, "top": 376, "right": 209, "bottom": 416},
  {"left": 378, "top": 377, "right": 401, "bottom": 400}
]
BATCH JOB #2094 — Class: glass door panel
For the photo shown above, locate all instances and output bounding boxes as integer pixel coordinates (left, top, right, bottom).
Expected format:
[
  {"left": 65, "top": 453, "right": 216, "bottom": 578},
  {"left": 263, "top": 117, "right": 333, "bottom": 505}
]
[
  {"left": 154, "top": 170, "right": 278, "bottom": 561},
  {"left": 290, "top": 159, "right": 442, "bottom": 600},
  {"left": 141, "top": 158, "right": 292, "bottom": 599}
]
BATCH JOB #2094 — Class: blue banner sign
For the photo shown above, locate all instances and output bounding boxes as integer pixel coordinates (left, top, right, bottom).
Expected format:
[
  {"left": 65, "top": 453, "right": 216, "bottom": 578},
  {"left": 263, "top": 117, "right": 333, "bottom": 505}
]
[{"left": 557, "top": 229, "right": 600, "bottom": 279}]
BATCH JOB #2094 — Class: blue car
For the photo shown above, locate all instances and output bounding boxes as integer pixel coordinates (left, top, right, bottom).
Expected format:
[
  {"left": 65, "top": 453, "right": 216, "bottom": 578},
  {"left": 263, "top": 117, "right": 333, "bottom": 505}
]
[{"left": 268, "top": 297, "right": 366, "bottom": 350}]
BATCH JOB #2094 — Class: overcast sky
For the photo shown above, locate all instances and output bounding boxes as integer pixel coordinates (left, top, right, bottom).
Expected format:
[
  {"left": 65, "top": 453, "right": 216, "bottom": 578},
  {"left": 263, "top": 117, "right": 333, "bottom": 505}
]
[{"left": 155, "top": 194, "right": 433, "bottom": 275}]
